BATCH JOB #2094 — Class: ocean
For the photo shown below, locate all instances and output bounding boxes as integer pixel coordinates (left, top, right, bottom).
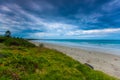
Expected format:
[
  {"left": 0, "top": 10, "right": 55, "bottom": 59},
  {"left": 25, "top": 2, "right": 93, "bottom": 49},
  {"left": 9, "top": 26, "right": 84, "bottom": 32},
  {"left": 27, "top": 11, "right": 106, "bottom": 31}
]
[{"left": 36, "top": 39, "right": 120, "bottom": 55}]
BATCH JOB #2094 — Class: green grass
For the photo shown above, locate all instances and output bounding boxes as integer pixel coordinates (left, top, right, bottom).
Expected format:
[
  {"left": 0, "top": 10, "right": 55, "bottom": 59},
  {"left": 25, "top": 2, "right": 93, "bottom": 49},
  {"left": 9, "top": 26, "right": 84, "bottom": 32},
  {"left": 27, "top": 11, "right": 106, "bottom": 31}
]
[{"left": 0, "top": 37, "right": 119, "bottom": 80}]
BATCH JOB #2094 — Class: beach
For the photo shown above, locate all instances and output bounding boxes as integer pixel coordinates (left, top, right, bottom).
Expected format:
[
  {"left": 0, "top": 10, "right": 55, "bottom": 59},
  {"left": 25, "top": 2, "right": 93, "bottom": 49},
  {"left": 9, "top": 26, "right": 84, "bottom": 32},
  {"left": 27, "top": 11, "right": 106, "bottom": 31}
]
[{"left": 32, "top": 41, "right": 120, "bottom": 78}]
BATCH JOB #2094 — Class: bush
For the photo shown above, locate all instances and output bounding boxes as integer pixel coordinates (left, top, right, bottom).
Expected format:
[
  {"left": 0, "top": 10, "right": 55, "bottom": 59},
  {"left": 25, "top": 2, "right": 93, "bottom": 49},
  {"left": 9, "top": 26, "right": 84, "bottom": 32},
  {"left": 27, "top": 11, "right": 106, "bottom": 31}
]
[
  {"left": 39, "top": 43, "right": 44, "bottom": 48},
  {"left": 3, "top": 38, "right": 35, "bottom": 47}
]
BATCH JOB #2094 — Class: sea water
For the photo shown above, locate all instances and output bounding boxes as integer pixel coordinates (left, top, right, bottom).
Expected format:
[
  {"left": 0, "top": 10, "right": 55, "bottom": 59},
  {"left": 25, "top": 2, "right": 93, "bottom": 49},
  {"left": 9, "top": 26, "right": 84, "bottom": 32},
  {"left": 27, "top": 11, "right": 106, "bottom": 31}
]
[{"left": 36, "top": 39, "right": 120, "bottom": 55}]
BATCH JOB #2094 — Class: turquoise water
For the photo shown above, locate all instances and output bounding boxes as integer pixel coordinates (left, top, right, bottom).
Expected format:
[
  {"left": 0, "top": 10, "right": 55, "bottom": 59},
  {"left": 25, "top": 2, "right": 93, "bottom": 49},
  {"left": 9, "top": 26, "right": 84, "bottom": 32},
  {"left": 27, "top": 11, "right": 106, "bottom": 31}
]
[{"left": 36, "top": 39, "right": 120, "bottom": 55}]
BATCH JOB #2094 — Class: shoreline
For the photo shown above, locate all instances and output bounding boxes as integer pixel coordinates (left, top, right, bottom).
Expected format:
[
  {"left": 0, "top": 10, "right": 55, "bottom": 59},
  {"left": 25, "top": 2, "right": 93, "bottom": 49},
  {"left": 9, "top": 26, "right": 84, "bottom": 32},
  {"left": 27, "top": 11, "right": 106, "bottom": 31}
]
[
  {"left": 35, "top": 41, "right": 120, "bottom": 56},
  {"left": 31, "top": 41, "right": 120, "bottom": 78},
  {"left": 37, "top": 41, "right": 120, "bottom": 56}
]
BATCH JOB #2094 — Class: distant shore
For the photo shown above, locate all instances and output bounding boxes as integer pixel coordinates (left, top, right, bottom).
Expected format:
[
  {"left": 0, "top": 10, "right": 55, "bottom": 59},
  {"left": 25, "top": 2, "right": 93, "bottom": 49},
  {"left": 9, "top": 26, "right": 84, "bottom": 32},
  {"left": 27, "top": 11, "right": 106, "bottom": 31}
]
[{"left": 31, "top": 41, "right": 120, "bottom": 78}]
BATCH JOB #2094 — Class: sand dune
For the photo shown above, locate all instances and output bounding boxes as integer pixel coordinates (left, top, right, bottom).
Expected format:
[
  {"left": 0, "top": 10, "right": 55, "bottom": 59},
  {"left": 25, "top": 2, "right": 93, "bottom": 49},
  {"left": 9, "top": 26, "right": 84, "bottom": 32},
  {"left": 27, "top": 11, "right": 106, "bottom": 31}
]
[{"left": 32, "top": 41, "right": 120, "bottom": 78}]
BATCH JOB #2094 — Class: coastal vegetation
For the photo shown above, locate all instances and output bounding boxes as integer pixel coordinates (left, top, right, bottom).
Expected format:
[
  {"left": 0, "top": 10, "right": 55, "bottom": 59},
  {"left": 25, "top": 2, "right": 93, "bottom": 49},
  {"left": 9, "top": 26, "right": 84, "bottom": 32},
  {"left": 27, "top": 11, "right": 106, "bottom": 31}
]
[{"left": 0, "top": 36, "right": 119, "bottom": 80}]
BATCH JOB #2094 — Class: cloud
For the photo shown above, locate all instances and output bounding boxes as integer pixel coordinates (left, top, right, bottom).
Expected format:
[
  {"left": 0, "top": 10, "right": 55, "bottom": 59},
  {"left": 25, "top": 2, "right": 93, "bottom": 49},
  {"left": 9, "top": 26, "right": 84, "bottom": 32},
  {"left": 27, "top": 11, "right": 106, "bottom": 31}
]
[
  {"left": 43, "top": 22, "right": 78, "bottom": 32},
  {"left": 27, "top": 0, "right": 55, "bottom": 11},
  {"left": 0, "top": 5, "right": 12, "bottom": 12},
  {"left": 66, "top": 28, "right": 120, "bottom": 36},
  {"left": 0, "top": 0, "right": 120, "bottom": 39},
  {"left": 28, "top": 32, "right": 60, "bottom": 38},
  {"left": 102, "top": 0, "right": 120, "bottom": 12},
  {"left": 0, "top": 3, "right": 78, "bottom": 38},
  {"left": 28, "top": 28, "right": 120, "bottom": 39},
  {"left": 27, "top": 22, "right": 79, "bottom": 38},
  {"left": 0, "top": 3, "right": 44, "bottom": 33}
]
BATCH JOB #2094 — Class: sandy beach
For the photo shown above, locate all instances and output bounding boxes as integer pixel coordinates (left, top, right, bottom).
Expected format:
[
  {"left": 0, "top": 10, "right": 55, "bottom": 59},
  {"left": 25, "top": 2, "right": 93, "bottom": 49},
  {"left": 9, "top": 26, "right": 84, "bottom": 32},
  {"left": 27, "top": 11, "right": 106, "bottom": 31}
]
[{"left": 32, "top": 41, "right": 120, "bottom": 78}]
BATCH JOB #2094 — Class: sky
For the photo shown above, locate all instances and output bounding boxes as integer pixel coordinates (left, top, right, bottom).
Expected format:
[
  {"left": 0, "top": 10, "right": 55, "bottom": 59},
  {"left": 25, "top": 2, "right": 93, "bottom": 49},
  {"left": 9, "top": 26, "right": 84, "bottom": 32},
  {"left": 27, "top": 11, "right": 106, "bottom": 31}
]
[{"left": 0, "top": 0, "right": 120, "bottom": 39}]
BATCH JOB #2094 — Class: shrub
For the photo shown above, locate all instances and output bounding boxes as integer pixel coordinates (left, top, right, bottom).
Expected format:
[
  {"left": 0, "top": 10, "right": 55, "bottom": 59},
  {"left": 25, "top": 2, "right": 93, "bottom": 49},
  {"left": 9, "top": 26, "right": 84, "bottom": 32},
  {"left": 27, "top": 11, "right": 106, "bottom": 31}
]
[
  {"left": 39, "top": 43, "right": 44, "bottom": 48},
  {"left": 3, "top": 38, "right": 35, "bottom": 47}
]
